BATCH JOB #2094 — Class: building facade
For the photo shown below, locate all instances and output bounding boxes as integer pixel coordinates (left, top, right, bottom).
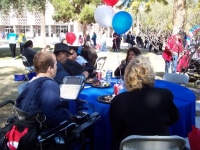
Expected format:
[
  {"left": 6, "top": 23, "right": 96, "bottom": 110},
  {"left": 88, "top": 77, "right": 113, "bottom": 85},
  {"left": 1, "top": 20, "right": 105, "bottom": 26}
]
[{"left": 0, "top": 2, "right": 90, "bottom": 38}]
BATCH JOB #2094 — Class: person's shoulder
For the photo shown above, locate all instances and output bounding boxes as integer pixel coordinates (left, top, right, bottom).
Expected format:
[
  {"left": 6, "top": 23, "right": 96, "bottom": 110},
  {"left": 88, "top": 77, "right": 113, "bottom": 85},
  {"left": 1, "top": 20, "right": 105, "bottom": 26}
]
[
  {"left": 151, "top": 87, "right": 173, "bottom": 96},
  {"left": 39, "top": 77, "right": 59, "bottom": 88}
]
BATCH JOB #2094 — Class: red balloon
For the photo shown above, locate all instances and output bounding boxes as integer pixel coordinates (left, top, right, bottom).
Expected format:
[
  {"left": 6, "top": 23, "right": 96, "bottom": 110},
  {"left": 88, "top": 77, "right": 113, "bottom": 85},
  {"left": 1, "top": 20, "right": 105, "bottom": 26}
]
[
  {"left": 103, "top": 0, "right": 119, "bottom": 7},
  {"left": 66, "top": 32, "right": 76, "bottom": 45}
]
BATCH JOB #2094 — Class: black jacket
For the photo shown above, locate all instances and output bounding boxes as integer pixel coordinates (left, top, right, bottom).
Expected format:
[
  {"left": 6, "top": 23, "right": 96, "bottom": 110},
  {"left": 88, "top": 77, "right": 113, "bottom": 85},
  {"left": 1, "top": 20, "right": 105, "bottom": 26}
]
[{"left": 109, "top": 87, "right": 179, "bottom": 150}]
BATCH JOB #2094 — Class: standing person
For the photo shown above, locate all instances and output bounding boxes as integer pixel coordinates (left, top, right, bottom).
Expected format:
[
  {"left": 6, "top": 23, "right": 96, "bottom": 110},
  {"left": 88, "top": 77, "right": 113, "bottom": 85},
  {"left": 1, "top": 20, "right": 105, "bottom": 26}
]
[
  {"left": 77, "top": 35, "right": 83, "bottom": 55},
  {"left": 164, "top": 32, "right": 184, "bottom": 73},
  {"left": 84, "top": 32, "right": 91, "bottom": 46},
  {"left": 91, "top": 32, "right": 97, "bottom": 47},
  {"left": 112, "top": 32, "right": 120, "bottom": 52},
  {"left": 126, "top": 31, "right": 135, "bottom": 47},
  {"left": 109, "top": 55, "right": 179, "bottom": 150},
  {"left": 59, "top": 30, "right": 66, "bottom": 43},
  {"left": 7, "top": 29, "right": 18, "bottom": 59},
  {"left": 22, "top": 40, "right": 37, "bottom": 66},
  {"left": 18, "top": 30, "right": 27, "bottom": 54},
  {"left": 99, "top": 30, "right": 107, "bottom": 51}
]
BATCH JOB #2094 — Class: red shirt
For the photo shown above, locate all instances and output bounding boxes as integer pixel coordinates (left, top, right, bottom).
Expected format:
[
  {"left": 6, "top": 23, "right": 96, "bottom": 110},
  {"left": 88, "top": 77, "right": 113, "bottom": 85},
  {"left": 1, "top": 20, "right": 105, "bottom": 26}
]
[{"left": 166, "top": 35, "right": 183, "bottom": 54}]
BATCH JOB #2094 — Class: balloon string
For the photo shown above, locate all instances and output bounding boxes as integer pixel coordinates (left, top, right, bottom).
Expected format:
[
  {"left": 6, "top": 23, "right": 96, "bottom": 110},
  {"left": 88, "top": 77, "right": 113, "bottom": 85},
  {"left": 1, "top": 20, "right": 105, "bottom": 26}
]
[{"left": 115, "top": 39, "right": 122, "bottom": 80}]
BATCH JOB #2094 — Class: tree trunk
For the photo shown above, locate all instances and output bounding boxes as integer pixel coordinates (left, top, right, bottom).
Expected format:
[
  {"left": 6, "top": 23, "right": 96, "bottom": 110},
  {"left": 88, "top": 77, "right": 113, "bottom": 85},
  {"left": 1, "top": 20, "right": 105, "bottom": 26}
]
[
  {"left": 172, "top": 0, "right": 186, "bottom": 35},
  {"left": 136, "top": 11, "right": 140, "bottom": 36},
  {"left": 83, "top": 22, "right": 87, "bottom": 36},
  {"left": 40, "top": 9, "right": 46, "bottom": 48}
]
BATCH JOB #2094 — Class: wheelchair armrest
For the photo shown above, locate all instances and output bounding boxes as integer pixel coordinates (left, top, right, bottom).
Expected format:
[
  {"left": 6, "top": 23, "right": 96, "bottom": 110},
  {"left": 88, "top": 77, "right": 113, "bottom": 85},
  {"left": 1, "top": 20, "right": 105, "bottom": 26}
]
[
  {"left": 72, "top": 112, "right": 101, "bottom": 137},
  {"left": 40, "top": 120, "right": 70, "bottom": 138}
]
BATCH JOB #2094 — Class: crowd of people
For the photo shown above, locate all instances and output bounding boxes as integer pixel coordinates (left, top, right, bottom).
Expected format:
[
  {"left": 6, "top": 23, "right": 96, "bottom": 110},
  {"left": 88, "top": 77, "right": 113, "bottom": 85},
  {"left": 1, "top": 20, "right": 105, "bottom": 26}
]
[{"left": 3, "top": 27, "right": 190, "bottom": 149}]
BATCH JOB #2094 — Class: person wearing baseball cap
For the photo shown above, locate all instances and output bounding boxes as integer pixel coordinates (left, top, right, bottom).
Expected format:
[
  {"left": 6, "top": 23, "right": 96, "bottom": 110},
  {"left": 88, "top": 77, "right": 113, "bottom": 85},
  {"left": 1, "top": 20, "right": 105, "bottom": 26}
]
[{"left": 53, "top": 42, "right": 88, "bottom": 84}]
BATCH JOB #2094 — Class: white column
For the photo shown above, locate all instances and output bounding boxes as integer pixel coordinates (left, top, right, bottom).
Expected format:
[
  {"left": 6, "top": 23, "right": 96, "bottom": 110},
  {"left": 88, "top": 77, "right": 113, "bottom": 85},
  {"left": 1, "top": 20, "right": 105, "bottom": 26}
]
[
  {"left": 30, "top": 25, "right": 33, "bottom": 32},
  {"left": 48, "top": 25, "right": 51, "bottom": 37}
]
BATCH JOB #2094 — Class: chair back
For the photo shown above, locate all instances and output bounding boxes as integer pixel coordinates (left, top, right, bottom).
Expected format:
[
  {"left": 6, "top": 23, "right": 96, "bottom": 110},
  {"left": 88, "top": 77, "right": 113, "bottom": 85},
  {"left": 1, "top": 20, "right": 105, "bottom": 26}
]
[
  {"left": 163, "top": 73, "right": 189, "bottom": 84},
  {"left": 18, "top": 82, "right": 29, "bottom": 94},
  {"left": 20, "top": 55, "right": 34, "bottom": 72},
  {"left": 120, "top": 135, "right": 186, "bottom": 150},
  {"left": 94, "top": 56, "right": 107, "bottom": 70}
]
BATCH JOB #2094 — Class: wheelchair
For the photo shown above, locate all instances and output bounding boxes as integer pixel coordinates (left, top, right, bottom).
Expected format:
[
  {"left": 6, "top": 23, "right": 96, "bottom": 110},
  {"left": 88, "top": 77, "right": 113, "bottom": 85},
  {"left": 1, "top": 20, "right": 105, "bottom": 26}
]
[
  {"left": 0, "top": 76, "right": 101, "bottom": 150},
  {"left": 0, "top": 99, "right": 100, "bottom": 150}
]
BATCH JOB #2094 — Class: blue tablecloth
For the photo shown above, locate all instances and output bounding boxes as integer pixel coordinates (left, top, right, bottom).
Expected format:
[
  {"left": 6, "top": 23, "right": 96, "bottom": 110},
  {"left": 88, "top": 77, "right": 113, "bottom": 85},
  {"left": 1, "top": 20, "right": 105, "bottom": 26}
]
[{"left": 69, "top": 79, "right": 196, "bottom": 150}]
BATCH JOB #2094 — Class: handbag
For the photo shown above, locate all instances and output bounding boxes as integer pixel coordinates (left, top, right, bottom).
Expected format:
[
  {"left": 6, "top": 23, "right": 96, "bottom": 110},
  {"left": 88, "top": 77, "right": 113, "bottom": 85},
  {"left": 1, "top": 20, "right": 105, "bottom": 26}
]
[{"left": 188, "top": 125, "right": 200, "bottom": 150}]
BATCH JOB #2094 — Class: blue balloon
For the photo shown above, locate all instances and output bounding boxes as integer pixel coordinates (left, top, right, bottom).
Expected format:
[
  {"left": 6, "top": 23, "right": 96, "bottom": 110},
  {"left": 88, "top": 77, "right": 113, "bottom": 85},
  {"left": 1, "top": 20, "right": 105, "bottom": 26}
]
[{"left": 112, "top": 11, "right": 133, "bottom": 35}]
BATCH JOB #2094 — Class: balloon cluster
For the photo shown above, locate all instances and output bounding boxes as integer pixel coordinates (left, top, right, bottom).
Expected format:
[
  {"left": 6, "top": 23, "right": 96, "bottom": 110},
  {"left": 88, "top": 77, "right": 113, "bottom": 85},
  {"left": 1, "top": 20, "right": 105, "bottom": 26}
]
[{"left": 94, "top": 0, "right": 133, "bottom": 35}]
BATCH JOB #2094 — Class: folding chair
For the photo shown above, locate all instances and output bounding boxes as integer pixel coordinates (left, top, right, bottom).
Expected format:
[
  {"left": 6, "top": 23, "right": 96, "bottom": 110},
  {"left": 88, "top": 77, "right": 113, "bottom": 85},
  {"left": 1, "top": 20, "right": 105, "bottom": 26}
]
[
  {"left": 120, "top": 135, "right": 186, "bottom": 150},
  {"left": 20, "top": 55, "right": 35, "bottom": 73},
  {"left": 163, "top": 73, "right": 189, "bottom": 84},
  {"left": 94, "top": 56, "right": 107, "bottom": 70}
]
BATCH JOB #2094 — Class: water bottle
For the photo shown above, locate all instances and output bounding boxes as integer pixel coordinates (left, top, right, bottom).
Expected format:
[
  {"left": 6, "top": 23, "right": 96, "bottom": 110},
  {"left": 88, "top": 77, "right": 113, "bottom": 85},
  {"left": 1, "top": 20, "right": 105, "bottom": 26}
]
[{"left": 106, "top": 70, "right": 111, "bottom": 83}]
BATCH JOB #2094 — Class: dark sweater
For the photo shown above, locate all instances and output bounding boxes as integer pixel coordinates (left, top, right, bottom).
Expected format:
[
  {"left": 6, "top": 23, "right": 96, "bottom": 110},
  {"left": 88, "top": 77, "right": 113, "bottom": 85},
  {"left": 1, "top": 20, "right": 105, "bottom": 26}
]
[
  {"left": 64, "top": 59, "right": 94, "bottom": 75},
  {"left": 109, "top": 87, "right": 179, "bottom": 149},
  {"left": 22, "top": 47, "right": 37, "bottom": 66},
  {"left": 16, "top": 77, "right": 71, "bottom": 127}
]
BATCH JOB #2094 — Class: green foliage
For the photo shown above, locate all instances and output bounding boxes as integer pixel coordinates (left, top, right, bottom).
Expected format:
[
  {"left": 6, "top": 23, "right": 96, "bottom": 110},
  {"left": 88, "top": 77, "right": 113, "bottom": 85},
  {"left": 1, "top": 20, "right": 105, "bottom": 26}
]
[
  {"left": 140, "top": 2, "right": 173, "bottom": 33},
  {"left": 51, "top": 0, "right": 101, "bottom": 23},
  {"left": 79, "top": 4, "right": 96, "bottom": 24},
  {"left": 0, "top": 0, "right": 46, "bottom": 15}
]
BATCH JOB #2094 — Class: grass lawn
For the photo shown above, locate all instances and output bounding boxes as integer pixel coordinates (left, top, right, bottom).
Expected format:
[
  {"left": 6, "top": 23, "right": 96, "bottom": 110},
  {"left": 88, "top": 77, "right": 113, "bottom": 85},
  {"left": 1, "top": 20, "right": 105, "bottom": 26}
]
[{"left": 0, "top": 47, "right": 42, "bottom": 58}]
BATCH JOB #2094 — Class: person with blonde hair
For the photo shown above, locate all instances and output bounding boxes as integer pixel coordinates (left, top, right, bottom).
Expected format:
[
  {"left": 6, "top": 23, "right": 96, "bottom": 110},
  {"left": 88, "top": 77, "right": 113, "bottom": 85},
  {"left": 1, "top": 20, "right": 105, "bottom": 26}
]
[{"left": 109, "top": 55, "right": 179, "bottom": 150}]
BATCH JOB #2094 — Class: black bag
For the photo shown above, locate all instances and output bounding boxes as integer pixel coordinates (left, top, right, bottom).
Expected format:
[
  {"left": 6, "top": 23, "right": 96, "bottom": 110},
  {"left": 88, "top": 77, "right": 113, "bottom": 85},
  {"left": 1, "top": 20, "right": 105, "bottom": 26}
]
[
  {"left": 0, "top": 119, "right": 40, "bottom": 150},
  {"left": 0, "top": 77, "right": 50, "bottom": 150}
]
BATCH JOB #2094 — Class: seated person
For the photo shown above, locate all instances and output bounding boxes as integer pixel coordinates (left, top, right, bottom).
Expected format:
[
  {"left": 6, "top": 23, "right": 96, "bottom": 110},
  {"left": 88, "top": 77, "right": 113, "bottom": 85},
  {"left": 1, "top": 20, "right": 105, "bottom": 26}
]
[
  {"left": 41, "top": 45, "right": 51, "bottom": 51},
  {"left": 16, "top": 51, "right": 71, "bottom": 127},
  {"left": 22, "top": 40, "right": 37, "bottom": 66},
  {"left": 81, "top": 46, "right": 98, "bottom": 66},
  {"left": 64, "top": 48, "right": 96, "bottom": 78},
  {"left": 114, "top": 47, "right": 141, "bottom": 78},
  {"left": 53, "top": 42, "right": 89, "bottom": 84},
  {"left": 109, "top": 55, "right": 179, "bottom": 150}
]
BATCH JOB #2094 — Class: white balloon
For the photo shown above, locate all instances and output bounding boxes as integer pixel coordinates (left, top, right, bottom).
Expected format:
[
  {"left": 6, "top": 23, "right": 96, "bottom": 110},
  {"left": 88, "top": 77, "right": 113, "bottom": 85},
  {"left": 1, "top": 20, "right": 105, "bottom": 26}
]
[{"left": 94, "top": 5, "right": 114, "bottom": 28}]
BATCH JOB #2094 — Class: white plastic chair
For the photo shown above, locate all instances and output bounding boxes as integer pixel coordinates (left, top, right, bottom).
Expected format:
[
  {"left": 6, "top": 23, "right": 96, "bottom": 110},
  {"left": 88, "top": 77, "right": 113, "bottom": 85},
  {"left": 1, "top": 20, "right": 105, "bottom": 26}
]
[
  {"left": 94, "top": 56, "right": 107, "bottom": 70},
  {"left": 163, "top": 73, "right": 189, "bottom": 84},
  {"left": 120, "top": 135, "right": 186, "bottom": 150}
]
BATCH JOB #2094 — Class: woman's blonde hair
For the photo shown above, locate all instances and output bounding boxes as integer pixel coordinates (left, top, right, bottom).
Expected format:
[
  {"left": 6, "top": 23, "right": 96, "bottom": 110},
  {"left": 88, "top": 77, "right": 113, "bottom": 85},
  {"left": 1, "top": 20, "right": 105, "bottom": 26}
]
[{"left": 124, "top": 55, "right": 155, "bottom": 91}]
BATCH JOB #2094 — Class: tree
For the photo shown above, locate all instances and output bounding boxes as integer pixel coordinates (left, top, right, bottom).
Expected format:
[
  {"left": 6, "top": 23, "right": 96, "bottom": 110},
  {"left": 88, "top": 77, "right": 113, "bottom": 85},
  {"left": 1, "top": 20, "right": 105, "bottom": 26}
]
[
  {"left": 127, "top": 0, "right": 168, "bottom": 36},
  {"left": 172, "top": 0, "right": 186, "bottom": 34},
  {"left": 50, "top": 0, "right": 102, "bottom": 34},
  {"left": 0, "top": 0, "right": 47, "bottom": 47},
  {"left": 139, "top": 2, "right": 173, "bottom": 51}
]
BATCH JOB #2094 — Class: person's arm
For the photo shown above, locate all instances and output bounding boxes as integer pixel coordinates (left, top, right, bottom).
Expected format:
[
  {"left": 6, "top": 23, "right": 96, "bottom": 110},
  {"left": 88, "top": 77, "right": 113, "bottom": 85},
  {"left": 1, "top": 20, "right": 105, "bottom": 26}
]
[
  {"left": 39, "top": 82, "right": 71, "bottom": 127},
  {"left": 54, "top": 62, "right": 70, "bottom": 85},
  {"left": 114, "top": 60, "right": 126, "bottom": 77}
]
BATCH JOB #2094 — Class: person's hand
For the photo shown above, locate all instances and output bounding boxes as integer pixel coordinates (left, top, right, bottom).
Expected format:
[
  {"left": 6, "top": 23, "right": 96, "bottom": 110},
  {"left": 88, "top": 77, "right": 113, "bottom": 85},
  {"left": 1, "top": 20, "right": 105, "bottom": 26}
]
[
  {"left": 120, "top": 59, "right": 126, "bottom": 68},
  {"left": 82, "top": 63, "right": 86, "bottom": 67},
  {"left": 82, "top": 71, "right": 89, "bottom": 78}
]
